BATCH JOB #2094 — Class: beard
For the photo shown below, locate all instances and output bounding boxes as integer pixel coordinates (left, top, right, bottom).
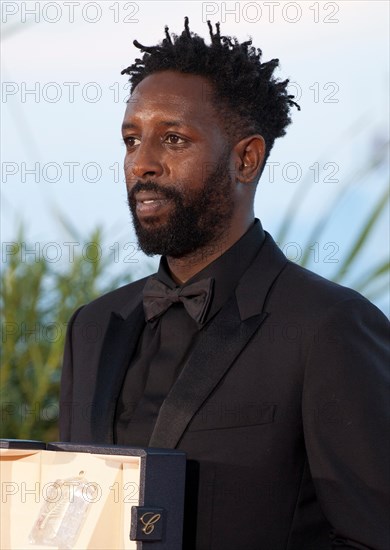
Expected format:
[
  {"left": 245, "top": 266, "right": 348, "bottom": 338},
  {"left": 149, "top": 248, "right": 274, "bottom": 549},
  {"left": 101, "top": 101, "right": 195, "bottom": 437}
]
[{"left": 127, "top": 155, "right": 235, "bottom": 258}]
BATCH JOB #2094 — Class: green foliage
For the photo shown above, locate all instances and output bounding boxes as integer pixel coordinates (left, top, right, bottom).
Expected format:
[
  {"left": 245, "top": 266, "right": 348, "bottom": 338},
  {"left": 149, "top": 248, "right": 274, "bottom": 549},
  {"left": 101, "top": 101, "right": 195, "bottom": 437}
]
[{"left": 0, "top": 227, "right": 130, "bottom": 441}]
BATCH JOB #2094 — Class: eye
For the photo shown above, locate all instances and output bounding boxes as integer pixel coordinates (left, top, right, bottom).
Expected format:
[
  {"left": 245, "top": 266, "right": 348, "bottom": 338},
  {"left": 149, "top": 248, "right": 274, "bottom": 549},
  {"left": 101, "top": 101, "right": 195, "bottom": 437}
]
[
  {"left": 164, "top": 134, "right": 186, "bottom": 145},
  {"left": 123, "top": 136, "right": 140, "bottom": 148}
]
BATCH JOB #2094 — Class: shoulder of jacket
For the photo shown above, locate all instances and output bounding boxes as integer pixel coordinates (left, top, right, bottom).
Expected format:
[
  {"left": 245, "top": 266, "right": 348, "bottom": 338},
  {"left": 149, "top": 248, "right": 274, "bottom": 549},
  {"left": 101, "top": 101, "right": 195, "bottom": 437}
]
[{"left": 71, "top": 274, "right": 151, "bottom": 320}]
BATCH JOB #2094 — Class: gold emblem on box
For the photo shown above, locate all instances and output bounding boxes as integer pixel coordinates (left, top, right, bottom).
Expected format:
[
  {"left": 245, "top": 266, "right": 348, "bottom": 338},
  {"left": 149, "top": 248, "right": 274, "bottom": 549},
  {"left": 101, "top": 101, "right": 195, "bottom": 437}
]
[{"left": 140, "top": 512, "right": 161, "bottom": 535}]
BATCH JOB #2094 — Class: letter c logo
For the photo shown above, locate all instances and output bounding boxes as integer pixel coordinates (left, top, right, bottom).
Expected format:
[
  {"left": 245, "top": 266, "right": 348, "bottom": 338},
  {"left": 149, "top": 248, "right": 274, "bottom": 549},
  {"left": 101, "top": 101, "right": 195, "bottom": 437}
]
[{"left": 140, "top": 512, "right": 161, "bottom": 535}]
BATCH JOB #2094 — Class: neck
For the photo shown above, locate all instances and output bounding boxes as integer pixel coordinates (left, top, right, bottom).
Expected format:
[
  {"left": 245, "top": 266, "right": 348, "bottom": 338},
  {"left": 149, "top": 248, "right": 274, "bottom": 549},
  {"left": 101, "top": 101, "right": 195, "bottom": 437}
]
[{"left": 166, "top": 217, "right": 254, "bottom": 284}]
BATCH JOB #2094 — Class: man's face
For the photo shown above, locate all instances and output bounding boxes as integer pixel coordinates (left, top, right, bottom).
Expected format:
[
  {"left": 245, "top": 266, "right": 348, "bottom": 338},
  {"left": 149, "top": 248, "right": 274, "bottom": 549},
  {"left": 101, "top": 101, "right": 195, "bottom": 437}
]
[{"left": 122, "top": 70, "right": 237, "bottom": 257}]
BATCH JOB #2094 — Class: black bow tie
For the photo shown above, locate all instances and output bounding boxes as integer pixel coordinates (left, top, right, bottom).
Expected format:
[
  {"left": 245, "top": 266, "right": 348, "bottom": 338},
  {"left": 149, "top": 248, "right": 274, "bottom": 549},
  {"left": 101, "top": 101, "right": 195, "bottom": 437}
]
[{"left": 142, "top": 276, "right": 214, "bottom": 325}]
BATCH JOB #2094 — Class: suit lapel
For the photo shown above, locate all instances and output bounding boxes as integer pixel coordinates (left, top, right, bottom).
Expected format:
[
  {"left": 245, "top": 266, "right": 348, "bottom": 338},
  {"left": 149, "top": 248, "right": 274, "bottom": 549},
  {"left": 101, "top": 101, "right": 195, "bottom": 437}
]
[
  {"left": 149, "top": 232, "right": 288, "bottom": 449},
  {"left": 149, "top": 296, "right": 268, "bottom": 448},
  {"left": 91, "top": 300, "right": 145, "bottom": 443}
]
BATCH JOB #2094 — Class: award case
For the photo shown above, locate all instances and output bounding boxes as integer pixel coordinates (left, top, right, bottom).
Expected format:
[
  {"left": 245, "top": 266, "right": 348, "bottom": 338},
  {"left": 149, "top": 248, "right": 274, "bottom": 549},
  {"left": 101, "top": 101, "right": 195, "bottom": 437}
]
[{"left": 0, "top": 440, "right": 186, "bottom": 550}]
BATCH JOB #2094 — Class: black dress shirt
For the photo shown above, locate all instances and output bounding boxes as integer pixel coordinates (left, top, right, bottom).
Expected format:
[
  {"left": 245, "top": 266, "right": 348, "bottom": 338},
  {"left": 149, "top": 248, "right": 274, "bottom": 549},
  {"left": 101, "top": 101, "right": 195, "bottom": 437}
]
[{"left": 114, "top": 219, "right": 265, "bottom": 446}]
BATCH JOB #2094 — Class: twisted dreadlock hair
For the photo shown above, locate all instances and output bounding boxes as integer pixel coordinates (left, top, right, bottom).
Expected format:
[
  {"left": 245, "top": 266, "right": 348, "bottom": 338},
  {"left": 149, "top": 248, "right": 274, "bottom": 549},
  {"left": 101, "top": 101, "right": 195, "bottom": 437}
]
[{"left": 121, "top": 17, "right": 300, "bottom": 165}]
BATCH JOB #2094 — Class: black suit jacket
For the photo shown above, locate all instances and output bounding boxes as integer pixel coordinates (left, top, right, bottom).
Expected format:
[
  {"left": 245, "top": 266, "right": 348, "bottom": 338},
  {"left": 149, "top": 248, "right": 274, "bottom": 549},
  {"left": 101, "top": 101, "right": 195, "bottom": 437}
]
[{"left": 60, "top": 232, "right": 390, "bottom": 550}]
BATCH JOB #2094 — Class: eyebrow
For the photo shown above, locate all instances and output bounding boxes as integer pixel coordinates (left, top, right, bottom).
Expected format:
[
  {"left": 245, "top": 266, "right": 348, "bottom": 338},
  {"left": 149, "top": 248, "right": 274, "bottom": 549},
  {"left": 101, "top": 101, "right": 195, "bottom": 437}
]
[{"left": 121, "top": 120, "right": 187, "bottom": 132}]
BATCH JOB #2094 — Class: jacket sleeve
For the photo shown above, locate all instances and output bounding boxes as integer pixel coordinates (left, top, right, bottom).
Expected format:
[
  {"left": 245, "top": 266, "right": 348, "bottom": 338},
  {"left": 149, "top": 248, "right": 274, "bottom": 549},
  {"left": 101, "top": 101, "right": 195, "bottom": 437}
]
[
  {"left": 302, "top": 297, "right": 390, "bottom": 550},
  {"left": 59, "top": 306, "right": 84, "bottom": 441}
]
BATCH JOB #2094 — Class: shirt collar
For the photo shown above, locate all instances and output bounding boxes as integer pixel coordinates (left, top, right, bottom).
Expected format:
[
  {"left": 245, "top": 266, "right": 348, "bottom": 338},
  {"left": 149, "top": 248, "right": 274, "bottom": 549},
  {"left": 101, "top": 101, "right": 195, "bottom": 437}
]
[{"left": 156, "top": 219, "right": 265, "bottom": 324}]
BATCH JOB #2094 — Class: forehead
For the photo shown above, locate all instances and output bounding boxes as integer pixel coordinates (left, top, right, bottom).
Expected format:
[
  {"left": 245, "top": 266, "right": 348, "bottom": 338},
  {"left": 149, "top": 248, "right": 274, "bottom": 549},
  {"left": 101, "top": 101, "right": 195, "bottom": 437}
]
[{"left": 123, "top": 71, "right": 220, "bottom": 126}]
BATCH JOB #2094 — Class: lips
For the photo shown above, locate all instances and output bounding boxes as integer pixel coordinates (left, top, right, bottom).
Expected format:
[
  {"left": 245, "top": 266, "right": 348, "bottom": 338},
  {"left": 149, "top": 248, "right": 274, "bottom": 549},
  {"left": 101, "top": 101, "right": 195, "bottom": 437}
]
[{"left": 135, "top": 192, "right": 171, "bottom": 216}]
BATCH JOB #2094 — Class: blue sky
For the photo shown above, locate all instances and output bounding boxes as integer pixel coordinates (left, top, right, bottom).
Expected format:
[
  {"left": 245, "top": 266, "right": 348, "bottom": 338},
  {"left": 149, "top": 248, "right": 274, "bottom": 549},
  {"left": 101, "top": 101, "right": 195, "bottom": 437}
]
[{"left": 1, "top": 1, "right": 389, "bottom": 313}]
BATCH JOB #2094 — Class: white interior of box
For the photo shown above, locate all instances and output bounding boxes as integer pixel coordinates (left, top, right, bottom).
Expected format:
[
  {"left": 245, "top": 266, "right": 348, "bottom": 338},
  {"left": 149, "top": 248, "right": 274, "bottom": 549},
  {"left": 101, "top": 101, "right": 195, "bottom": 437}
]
[{"left": 0, "top": 448, "right": 141, "bottom": 550}]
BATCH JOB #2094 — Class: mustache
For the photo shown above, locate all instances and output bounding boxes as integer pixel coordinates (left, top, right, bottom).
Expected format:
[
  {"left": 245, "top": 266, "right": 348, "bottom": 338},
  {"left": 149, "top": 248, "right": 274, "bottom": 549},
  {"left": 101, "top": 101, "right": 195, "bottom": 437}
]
[{"left": 128, "top": 180, "right": 183, "bottom": 202}]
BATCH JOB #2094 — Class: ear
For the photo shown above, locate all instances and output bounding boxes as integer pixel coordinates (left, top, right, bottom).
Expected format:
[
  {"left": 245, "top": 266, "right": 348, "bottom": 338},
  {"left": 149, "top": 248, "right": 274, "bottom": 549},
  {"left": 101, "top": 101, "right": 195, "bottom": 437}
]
[{"left": 233, "top": 135, "right": 266, "bottom": 184}]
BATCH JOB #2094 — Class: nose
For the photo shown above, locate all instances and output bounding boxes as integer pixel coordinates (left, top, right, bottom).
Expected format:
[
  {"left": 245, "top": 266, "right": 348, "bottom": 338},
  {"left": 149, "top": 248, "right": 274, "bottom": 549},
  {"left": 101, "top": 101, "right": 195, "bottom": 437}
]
[{"left": 125, "top": 139, "right": 164, "bottom": 182}]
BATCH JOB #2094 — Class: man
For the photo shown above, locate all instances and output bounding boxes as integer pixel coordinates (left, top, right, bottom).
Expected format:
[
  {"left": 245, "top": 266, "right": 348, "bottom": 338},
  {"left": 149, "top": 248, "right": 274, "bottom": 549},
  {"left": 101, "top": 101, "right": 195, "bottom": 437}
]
[{"left": 60, "top": 19, "right": 389, "bottom": 549}]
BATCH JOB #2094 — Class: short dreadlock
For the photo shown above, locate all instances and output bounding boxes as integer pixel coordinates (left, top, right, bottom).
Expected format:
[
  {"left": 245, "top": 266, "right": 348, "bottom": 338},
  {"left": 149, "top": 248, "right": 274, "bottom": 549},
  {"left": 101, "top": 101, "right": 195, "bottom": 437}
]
[{"left": 121, "top": 17, "right": 300, "bottom": 165}]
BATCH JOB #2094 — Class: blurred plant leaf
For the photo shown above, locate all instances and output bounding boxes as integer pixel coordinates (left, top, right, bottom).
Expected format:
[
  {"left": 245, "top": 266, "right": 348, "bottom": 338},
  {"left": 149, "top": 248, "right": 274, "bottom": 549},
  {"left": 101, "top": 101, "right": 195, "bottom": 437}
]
[
  {"left": 352, "top": 260, "right": 390, "bottom": 294},
  {"left": 331, "top": 185, "right": 389, "bottom": 283},
  {"left": 276, "top": 114, "right": 373, "bottom": 245},
  {"left": 275, "top": 132, "right": 389, "bottom": 301},
  {"left": 0, "top": 228, "right": 131, "bottom": 441}
]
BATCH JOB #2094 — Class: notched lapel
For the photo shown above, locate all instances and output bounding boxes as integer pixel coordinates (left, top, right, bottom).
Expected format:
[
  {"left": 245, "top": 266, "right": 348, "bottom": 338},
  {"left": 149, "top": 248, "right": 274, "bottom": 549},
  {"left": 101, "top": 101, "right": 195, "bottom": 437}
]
[
  {"left": 91, "top": 301, "right": 145, "bottom": 443},
  {"left": 236, "top": 232, "right": 288, "bottom": 320},
  {"left": 149, "top": 296, "right": 268, "bottom": 448}
]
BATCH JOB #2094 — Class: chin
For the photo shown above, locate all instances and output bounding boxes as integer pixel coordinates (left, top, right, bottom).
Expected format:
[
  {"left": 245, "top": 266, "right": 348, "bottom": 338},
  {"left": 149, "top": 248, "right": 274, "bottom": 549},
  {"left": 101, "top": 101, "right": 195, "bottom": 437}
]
[{"left": 136, "top": 213, "right": 168, "bottom": 228}]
